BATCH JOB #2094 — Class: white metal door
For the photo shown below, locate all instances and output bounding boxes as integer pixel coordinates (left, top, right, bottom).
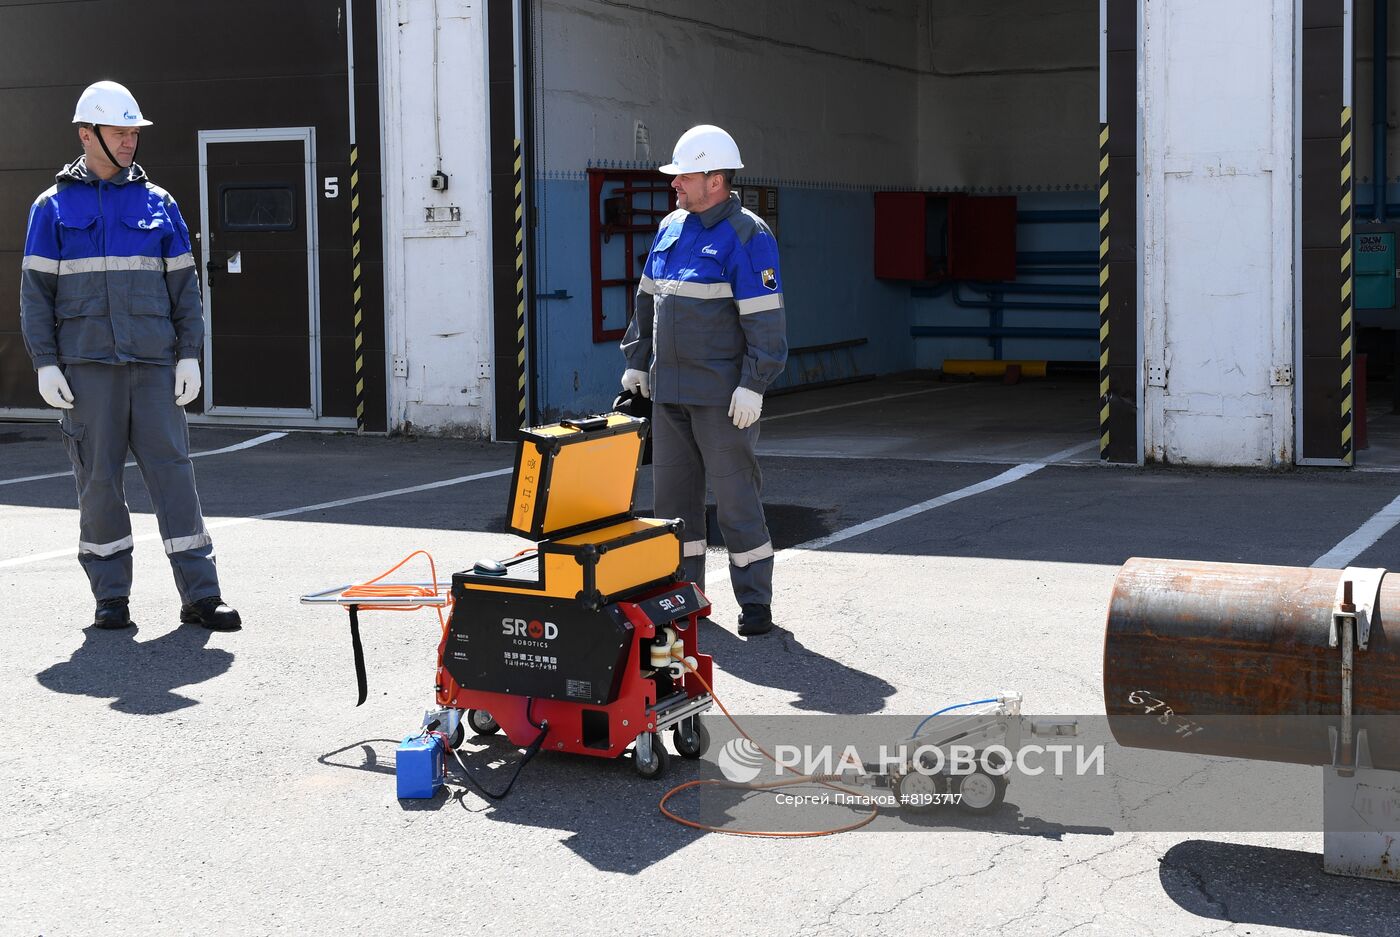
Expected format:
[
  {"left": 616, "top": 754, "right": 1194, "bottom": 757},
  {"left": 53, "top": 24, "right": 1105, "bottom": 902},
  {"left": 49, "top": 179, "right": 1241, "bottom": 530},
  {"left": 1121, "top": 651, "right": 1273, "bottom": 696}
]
[{"left": 1143, "top": 0, "right": 1295, "bottom": 466}]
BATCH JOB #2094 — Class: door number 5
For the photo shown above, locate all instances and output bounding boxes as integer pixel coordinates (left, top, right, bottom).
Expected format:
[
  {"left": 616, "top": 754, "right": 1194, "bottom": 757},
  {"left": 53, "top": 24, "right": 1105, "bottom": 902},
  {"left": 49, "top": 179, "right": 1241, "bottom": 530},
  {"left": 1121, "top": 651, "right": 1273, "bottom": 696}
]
[{"left": 324, "top": 177, "right": 340, "bottom": 199}]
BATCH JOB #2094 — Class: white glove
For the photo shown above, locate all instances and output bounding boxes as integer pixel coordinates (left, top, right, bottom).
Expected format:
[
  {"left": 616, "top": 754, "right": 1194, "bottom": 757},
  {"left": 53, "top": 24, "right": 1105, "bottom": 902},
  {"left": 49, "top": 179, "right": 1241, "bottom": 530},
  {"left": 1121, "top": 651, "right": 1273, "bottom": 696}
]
[
  {"left": 729, "top": 386, "right": 763, "bottom": 429},
  {"left": 37, "top": 365, "right": 75, "bottom": 409},
  {"left": 621, "top": 368, "right": 650, "bottom": 399},
  {"left": 175, "top": 358, "right": 202, "bottom": 406}
]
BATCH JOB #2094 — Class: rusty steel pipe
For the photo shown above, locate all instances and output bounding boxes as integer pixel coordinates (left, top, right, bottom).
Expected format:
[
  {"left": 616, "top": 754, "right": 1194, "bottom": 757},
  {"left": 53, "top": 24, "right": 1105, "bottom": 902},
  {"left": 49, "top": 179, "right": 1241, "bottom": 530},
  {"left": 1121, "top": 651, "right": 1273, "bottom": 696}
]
[{"left": 1103, "top": 558, "right": 1400, "bottom": 769}]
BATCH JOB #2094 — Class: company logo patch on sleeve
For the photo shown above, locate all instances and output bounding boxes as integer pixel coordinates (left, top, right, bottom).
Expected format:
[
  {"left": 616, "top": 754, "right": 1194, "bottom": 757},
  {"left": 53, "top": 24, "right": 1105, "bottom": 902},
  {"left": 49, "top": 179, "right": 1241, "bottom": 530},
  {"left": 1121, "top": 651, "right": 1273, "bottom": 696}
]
[{"left": 761, "top": 268, "right": 777, "bottom": 290}]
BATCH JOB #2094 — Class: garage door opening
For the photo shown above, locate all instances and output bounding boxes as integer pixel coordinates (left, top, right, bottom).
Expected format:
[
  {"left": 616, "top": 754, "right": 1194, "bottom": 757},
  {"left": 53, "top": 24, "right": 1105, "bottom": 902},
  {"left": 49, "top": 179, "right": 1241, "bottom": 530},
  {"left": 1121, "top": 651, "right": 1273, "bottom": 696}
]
[
  {"left": 511, "top": 0, "right": 1106, "bottom": 465},
  {"left": 1351, "top": 0, "right": 1400, "bottom": 470}
]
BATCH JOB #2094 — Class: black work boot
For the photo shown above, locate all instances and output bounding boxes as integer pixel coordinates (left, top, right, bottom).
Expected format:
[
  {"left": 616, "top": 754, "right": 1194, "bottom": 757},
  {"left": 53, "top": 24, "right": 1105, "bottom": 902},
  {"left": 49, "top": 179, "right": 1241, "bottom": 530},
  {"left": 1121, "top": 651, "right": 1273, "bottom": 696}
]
[
  {"left": 738, "top": 603, "right": 773, "bottom": 637},
  {"left": 180, "top": 596, "right": 242, "bottom": 631},
  {"left": 93, "top": 597, "right": 132, "bottom": 630}
]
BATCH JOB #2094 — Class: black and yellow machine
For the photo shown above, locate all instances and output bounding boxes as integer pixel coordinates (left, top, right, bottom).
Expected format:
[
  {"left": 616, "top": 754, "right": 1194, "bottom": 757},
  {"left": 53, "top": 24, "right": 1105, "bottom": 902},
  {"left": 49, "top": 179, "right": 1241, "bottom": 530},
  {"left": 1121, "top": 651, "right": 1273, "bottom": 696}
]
[
  {"left": 304, "top": 412, "right": 715, "bottom": 787},
  {"left": 440, "top": 412, "right": 715, "bottom": 779}
]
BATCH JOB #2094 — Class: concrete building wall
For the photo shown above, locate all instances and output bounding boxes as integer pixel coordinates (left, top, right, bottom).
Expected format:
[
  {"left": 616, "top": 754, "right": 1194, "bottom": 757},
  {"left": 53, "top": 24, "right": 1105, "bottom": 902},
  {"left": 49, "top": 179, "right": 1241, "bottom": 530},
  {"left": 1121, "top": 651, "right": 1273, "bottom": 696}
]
[
  {"left": 535, "top": 0, "right": 921, "bottom": 184},
  {"left": 916, "top": 0, "right": 1099, "bottom": 190}
]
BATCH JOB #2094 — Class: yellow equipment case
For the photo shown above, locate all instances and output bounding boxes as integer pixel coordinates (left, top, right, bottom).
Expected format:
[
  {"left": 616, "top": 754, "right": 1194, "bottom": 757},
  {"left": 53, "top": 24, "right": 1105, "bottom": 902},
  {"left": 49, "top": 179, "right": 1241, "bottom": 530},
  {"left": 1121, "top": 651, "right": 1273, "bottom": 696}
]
[{"left": 455, "top": 413, "right": 682, "bottom": 607}]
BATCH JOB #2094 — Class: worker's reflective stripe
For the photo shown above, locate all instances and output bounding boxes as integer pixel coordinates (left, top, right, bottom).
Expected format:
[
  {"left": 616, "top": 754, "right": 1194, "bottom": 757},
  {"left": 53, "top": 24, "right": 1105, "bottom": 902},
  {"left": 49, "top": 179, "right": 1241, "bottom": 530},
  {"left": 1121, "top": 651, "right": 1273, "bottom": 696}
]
[
  {"left": 638, "top": 275, "right": 659, "bottom": 295},
  {"left": 729, "top": 541, "right": 774, "bottom": 568},
  {"left": 58, "top": 257, "right": 109, "bottom": 275},
  {"left": 164, "top": 532, "right": 212, "bottom": 555},
  {"left": 103, "top": 256, "right": 166, "bottom": 273},
  {"left": 58, "top": 255, "right": 165, "bottom": 275},
  {"left": 79, "top": 535, "right": 134, "bottom": 557},
  {"left": 737, "top": 293, "right": 783, "bottom": 316},
  {"left": 22, "top": 255, "right": 59, "bottom": 274},
  {"left": 164, "top": 252, "right": 195, "bottom": 272},
  {"left": 59, "top": 257, "right": 109, "bottom": 275},
  {"left": 683, "top": 539, "right": 708, "bottom": 558},
  {"left": 653, "top": 279, "right": 734, "bottom": 300}
]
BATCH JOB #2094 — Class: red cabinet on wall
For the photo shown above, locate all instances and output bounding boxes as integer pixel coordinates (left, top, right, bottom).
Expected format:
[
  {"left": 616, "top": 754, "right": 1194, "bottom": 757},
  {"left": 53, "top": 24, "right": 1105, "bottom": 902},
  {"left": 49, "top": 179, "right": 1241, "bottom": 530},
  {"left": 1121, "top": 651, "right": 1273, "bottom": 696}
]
[
  {"left": 874, "top": 192, "right": 1017, "bottom": 281},
  {"left": 589, "top": 169, "right": 677, "bottom": 343}
]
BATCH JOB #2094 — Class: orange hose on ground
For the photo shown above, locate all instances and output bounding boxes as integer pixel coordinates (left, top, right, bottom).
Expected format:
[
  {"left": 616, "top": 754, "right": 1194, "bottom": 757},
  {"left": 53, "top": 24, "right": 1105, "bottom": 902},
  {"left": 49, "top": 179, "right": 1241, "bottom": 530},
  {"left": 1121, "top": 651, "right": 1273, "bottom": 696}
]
[{"left": 659, "top": 660, "right": 880, "bottom": 838}]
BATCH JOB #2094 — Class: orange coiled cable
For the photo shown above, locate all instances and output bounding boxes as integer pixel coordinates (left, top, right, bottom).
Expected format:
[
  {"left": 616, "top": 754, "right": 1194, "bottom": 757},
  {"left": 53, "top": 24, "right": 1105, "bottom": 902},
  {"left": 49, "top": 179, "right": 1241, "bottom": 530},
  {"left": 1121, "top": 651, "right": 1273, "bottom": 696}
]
[
  {"left": 658, "top": 659, "right": 880, "bottom": 838},
  {"left": 341, "top": 550, "right": 453, "bottom": 632}
]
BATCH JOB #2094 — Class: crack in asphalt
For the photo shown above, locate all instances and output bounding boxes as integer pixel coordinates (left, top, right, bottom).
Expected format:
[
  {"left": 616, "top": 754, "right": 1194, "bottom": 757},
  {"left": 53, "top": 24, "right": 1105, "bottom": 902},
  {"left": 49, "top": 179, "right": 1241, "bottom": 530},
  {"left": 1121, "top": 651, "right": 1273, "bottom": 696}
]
[
  {"left": 996, "top": 838, "right": 1125, "bottom": 935},
  {"left": 834, "top": 837, "right": 1030, "bottom": 929}
]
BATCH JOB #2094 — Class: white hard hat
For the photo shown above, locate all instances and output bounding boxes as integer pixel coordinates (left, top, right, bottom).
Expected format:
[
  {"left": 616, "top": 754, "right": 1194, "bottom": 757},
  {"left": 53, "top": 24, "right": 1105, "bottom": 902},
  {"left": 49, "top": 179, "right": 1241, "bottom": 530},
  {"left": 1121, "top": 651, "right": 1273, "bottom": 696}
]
[
  {"left": 72, "top": 80, "right": 152, "bottom": 126},
  {"left": 659, "top": 124, "right": 743, "bottom": 174}
]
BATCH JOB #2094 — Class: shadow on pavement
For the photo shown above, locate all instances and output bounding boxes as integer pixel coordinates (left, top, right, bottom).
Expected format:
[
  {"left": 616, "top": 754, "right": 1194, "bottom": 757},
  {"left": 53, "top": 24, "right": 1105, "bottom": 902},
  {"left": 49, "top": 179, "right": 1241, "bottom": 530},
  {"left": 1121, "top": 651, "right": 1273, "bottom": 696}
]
[
  {"left": 318, "top": 732, "right": 1110, "bottom": 874},
  {"left": 319, "top": 739, "right": 402, "bottom": 778},
  {"left": 35, "top": 623, "right": 233, "bottom": 714},
  {"left": 699, "top": 619, "right": 896, "bottom": 714},
  {"left": 318, "top": 735, "right": 706, "bottom": 872},
  {"left": 889, "top": 803, "right": 1113, "bottom": 840},
  {"left": 1159, "top": 839, "right": 1400, "bottom": 937}
]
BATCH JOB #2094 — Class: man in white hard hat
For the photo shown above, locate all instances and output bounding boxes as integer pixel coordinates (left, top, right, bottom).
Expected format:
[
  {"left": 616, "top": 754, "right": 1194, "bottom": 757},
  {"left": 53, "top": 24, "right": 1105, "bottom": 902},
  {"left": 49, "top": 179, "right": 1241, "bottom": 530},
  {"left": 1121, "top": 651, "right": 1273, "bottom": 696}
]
[
  {"left": 18, "top": 80, "right": 242, "bottom": 632},
  {"left": 621, "top": 125, "right": 788, "bottom": 636}
]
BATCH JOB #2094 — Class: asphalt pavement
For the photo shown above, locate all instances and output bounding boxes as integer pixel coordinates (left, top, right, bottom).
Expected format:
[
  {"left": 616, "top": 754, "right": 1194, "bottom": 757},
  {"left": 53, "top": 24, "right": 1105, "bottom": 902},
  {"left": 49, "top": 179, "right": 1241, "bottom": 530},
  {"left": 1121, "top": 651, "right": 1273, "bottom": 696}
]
[{"left": 3, "top": 382, "right": 1400, "bottom": 936}]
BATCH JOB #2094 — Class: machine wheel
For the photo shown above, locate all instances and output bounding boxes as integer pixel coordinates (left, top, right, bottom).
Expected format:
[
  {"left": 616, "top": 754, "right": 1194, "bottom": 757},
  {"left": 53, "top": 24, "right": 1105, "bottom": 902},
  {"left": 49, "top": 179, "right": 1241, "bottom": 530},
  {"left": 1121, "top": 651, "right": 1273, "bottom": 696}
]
[
  {"left": 447, "top": 720, "right": 465, "bottom": 749},
  {"left": 673, "top": 719, "right": 710, "bottom": 759},
  {"left": 467, "top": 709, "right": 500, "bottom": 737},
  {"left": 634, "top": 734, "right": 670, "bottom": 780},
  {"left": 952, "top": 768, "right": 1008, "bottom": 815},
  {"left": 893, "top": 770, "right": 945, "bottom": 814}
]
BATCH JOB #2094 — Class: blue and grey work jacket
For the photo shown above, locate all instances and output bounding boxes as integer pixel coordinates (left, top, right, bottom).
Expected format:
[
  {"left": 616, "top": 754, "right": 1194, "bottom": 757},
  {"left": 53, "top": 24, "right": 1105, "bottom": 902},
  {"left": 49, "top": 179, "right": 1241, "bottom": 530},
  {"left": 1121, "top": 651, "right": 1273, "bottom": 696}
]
[
  {"left": 622, "top": 193, "right": 788, "bottom": 405},
  {"left": 20, "top": 157, "right": 203, "bottom": 370}
]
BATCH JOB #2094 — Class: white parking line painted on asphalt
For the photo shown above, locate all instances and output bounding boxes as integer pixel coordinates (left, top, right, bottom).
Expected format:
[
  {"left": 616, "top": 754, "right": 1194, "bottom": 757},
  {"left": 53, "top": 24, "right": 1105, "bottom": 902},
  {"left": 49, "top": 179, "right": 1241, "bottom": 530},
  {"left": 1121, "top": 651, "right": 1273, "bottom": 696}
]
[
  {"left": 759, "top": 384, "right": 969, "bottom": 424},
  {"left": 1312, "top": 490, "right": 1400, "bottom": 568},
  {"left": 228, "top": 466, "right": 514, "bottom": 524},
  {"left": 783, "top": 441, "right": 1092, "bottom": 558},
  {"left": 702, "top": 440, "right": 1095, "bottom": 575},
  {"left": 780, "top": 463, "right": 1045, "bottom": 557},
  {"left": 0, "top": 465, "right": 513, "bottom": 569},
  {"left": 0, "top": 431, "right": 288, "bottom": 487},
  {"left": 188, "top": 432, "right": 289, "bottom": 458}
]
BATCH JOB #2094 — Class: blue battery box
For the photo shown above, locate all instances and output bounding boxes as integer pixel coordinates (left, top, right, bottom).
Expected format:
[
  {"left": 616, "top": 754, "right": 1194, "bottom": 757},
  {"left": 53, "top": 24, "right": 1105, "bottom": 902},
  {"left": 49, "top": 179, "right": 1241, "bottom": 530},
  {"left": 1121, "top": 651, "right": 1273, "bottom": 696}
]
[{"left": 397, "top": 734, "right": 445, "bottom": 799}]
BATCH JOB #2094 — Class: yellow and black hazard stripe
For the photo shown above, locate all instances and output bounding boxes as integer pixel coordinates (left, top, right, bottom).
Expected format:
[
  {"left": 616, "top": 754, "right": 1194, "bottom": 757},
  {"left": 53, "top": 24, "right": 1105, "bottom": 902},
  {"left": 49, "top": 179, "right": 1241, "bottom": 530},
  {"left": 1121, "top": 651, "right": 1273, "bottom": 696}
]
[
  {"left": 514, "top": 139, "right": 527, "bottom": 430},
  {"left": 351, "top": 143, "right": 366, "bottom": 433},
  {"left": 1099, "top": 122, "right": 1111, "bottom": 459},
  {"left": 1340, "top": 105, "right": 1354, "bottom": 464}
]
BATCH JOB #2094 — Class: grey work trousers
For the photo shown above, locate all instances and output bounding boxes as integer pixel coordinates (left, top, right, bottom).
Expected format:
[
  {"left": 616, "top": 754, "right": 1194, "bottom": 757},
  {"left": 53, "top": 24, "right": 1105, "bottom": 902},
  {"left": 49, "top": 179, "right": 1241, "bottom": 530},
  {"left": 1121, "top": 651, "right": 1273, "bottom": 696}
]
[
  {"left": 652, "top": 402, "right": 774, "bottom": 606},
  {"left": 58, "top": 363, "right": 221, "bottom": 604}
]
